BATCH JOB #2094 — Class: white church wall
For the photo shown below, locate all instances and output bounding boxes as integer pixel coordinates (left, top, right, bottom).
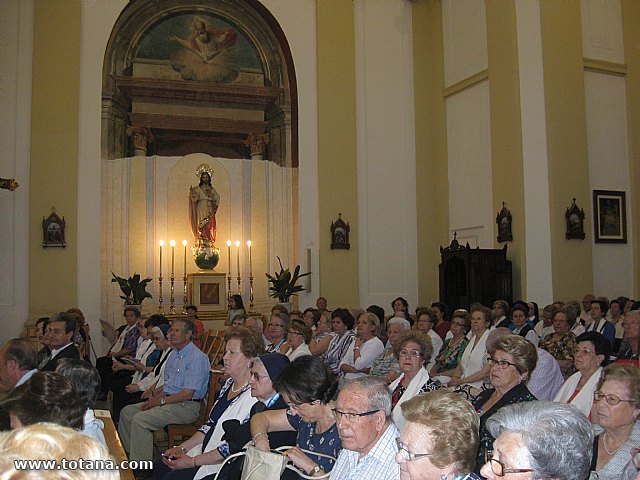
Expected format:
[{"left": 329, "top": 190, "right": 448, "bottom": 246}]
[
  {"left": 585, "top": 72, "right": 633, "bottom": 299},
  {"left": 0, "top": 0, "right": 33, "bottom": 343},
  {"left": 354, "top": 0, "right": 418, "bottom": 309}
]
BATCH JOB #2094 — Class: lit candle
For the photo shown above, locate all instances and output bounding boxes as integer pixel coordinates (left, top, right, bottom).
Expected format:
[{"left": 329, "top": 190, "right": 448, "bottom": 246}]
[
  {"left": 170, "top": 240, "right": 175, "bottom": 276},
  {"left": 247, "top": 240, "right": 252, "bottom": 276},
  {"left": 235, "top": 240, "right": 240, "bottom": 276},
  {"left": 227, "top": 240, "right": 232, "bottom": 275},
  {"left": 182, "top": 240, "right": 187, "bottom": 278},
  {"left": 159, "top": 240, "right": 164, "bottom": 277}
]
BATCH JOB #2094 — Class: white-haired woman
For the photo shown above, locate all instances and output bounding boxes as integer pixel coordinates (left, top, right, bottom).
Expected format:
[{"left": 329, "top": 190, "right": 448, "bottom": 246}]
[
  {"left": 369, "top": 317, "right": 411, "bottom": 383},
  {"left": 339, "top": 312, "right": 384, "bottom": 380}
]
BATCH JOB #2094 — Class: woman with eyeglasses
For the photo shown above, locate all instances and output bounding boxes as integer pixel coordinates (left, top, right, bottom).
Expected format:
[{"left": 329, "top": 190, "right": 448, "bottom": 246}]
[
  {"left": 589, "top": 363, "right": 640, "bottom": 480},
  {"left": 388, "top": 331, "right": 438, "bottom": 431},
  {"left": 154, "top": 327, "right": 263, "bottom": 480},
  {"left": 370, "top": 317, "right": 411, "bottom": 383},
  {"left": 472, "top": 335, "right": 538, "bottom": 473},
  {"left": 215, "top": 353, "right": 297, "bottom": 480},
  {"left": 251, "top": 355, "right": 341, "bottom": 479},
  {"left": 396, "top": 389, "right": 480, "bottom": 480},
  {"left": 430, "top": 310, "right": 470, "bottom": 377},
  {"left": 266, "top": 311, "right": 290, "bottom": 353},
  {"left": 283, "top": 320, "right": 312, "bottom": 361},
  {"left": 539, "top": 306, "right": 578, "bottom": 378},
  {"left": 554, "top": 331, "right": 611, "bottom": 418}
]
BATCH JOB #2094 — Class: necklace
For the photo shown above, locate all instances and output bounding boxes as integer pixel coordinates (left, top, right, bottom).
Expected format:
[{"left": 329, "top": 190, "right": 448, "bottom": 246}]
[
  {"left": 602, "top": 432, "right": 624, "bottom": 456},
  {"left": 231, "top": 380, "right": 249, "bottom": 393}
]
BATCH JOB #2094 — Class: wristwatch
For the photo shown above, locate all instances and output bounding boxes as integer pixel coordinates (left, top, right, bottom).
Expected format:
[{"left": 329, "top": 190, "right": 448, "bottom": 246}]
[
  {"left": 160, "top": 396, "right": 166, "bottom": 406},
  {"left": 308, "top": 465, "right": 322, "bottom": 476}
]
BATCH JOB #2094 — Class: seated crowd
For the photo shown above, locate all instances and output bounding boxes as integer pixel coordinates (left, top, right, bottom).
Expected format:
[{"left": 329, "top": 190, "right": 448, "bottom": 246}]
[{"left": 1, "top": 293, "right": 639, "bottom": 480}]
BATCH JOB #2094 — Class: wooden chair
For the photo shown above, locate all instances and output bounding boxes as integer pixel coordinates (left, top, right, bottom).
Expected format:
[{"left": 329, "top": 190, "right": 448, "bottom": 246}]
[
  {"left": 166, "top": 369, "right": 225, "bottom": 448},
  {"left": 96, "top": 412, "right": 136, "bottom": 480},
  {"left": 200, "top": 329, "right": 214, "bottom": 352},
  {"left": 207, "top": 330, "right": 226, "bottom": 367}
]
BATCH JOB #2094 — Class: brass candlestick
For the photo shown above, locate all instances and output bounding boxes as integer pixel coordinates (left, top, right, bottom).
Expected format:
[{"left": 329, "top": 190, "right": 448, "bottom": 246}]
[
  {"left": 158, "top": 275, "right": 165, "bottom": 313},
  {"left": 182, "top": 274, "right": 188, "bottom": 314},
  {"left": 169, "top": 273, "right": 176, "bottom": 315},
  {"left": 249, "top": 274, "right": 254, "bottom": 310},
  {"left": 236, "top": 273, "right": 241, "bottom": 293},
  {"left": 227, "top": 273, "right": 232, "bottom": 303}
]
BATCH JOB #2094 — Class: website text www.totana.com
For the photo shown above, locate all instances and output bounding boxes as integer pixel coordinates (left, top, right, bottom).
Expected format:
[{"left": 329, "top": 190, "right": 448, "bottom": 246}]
[{"left": 13, "top": 458, "right": 153, "bottom": 471}]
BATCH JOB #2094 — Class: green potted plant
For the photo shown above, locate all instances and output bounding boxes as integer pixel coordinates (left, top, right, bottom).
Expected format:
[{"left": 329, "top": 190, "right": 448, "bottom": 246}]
[
  {"left": 265, "top": 257, "right": 311, "bottom": 305},
  {"left": 111, "top": 272, "right": 153, "bottom": 305}
]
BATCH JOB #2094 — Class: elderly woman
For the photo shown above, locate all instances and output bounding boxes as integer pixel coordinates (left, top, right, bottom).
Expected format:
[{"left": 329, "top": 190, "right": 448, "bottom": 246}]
[
  {"left": 302, "top": 308, "right": 320, "bottom": 332},
  {"left": 480, "top": 401, "right": 594, "bottom": 480},
  {"left": 388, "top": 331, "right": 437, "bottom": 431},
  {"left": 157, "top": 327, "right": 263, "bottom": 480},
  {"left": 214, "top": 353, "right": 297, "bottom": 479},
  {"left": 590, "top": 363, "right": 640, "bottom": 480},
  {"left": 267, "top": 311, "right": 289, "bottom": 353},
  {"left": 554, "top": 331, "right": 611, "bottom": 418},
  {"left": 339, "top": 312, "right": 384, "bottom": 380},
  {"left": 540, "top": 307, "right": 578, "bottom": 378},
  {"left": 472, "top": 335, "right": 538, "bottom": 472},
  {"left": 252, "top": 355, "right": 341, "bottom": 478},
  {"left": 510, "top": 304, "right": 539, "bottom": 347},
  {"left": 446, "top": 305, "right": 492, "bottom": 389},
  {"left": 323, "top": 308, "right": 356, "bottom": 374},
  {"left": 430, "top": 310, "right": 470, "bottom": 376},
  {"left": 283, "top": 320, "right": 312, "bottom": 361},
  {"left": 414, "top": 309, "right": 443, "bottom": 369},
  {"left": 396, "top": 390, "right": 480, "bottom": 480},
  {"left": 113, "top": 324, "right": 173, "bottom": 422},
  {"left": 618, "top": 310, "right": 640, "bottom": 361},
  {"left": 309, "top": 312, "right": 335, "bottom": 356},
  {"left": 370, "top": 317, "right": 411, "bottom": 382}
]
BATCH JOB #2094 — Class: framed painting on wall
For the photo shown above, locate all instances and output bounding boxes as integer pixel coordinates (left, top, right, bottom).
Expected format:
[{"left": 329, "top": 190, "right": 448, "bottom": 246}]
[{"left": 593, "top": 190, "right": 627, "bottom": 243}]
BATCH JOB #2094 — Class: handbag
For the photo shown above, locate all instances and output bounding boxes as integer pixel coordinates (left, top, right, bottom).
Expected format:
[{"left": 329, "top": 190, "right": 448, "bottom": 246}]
[{"left": 213, "top": 444, "right": 335, "bottom": 480}]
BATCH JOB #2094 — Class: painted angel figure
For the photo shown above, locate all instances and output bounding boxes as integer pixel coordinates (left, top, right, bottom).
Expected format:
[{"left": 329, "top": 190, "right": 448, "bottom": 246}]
[{"left": 169, "top": 17, "right": 237, "bottom": 63}]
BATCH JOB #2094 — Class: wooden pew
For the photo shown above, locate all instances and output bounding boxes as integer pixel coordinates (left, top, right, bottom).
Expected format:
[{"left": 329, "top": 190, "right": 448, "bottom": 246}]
[{"left": 96, "top": 410, "right": 136, "bottom": 480}]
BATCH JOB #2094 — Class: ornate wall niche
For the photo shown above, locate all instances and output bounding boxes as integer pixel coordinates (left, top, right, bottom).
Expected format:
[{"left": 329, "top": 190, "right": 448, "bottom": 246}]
[{"left": 102, "top": 0, "right": 297, "bottom": 166}]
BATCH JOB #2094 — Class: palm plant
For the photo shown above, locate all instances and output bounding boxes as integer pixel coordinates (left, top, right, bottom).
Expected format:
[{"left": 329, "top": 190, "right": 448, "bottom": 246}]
[
  {"left": 265, "top": 256, "right": 311, "bottom": 303},
  {"left": 111, "top": 272, "right": 153, "bottom": 305}
]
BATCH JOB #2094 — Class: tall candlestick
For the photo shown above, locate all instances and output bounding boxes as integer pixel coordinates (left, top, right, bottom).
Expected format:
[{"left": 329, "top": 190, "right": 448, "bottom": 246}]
[
  {"left": 159, "top": 240, "right": 164, "bottom": 276},
  {"left": 158, "top": 240, "right": 165, "bottom": 313},
  {"left": 247, "top": 240, "right": 252, "bottom": 276},
  {"left": 182, "top": 240, "right": 187, "bottom": 277},
  {"left": 227, "top": 240, "right": 231, "bottom": 274},
  {"left": 235, "top": 240, "right": 240, "bottom": 275},
  {"left": 170, "top": 240, "right": 175, "bottom": 276}
]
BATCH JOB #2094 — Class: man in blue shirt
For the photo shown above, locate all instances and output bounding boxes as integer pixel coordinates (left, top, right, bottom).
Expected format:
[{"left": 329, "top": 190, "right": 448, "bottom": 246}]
[{"left": 119, "top": 319, "right": 210, "bottom": 462}]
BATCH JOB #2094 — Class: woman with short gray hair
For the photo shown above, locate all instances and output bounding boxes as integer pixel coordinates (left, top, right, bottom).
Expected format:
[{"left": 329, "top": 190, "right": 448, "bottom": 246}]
[{"left": 480, "top": 401, "right": 593, "bottom": 480}]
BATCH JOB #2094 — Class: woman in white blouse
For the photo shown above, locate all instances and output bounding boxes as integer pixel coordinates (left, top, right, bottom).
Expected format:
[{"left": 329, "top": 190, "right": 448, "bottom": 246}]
[
  {"left": 339, "top": 312, "right": 384, "bottom": 380},
  {"left": 445, "top": 305, "right": 492, "bottom": 389},
  {"left": 283, "top": 320, "right": 312, "bottom": 361}
]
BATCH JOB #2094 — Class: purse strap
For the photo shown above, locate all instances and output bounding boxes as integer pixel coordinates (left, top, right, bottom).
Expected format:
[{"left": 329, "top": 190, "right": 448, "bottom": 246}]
[{"left": 274, "top": 446, "right": 336, "bottom": 479}]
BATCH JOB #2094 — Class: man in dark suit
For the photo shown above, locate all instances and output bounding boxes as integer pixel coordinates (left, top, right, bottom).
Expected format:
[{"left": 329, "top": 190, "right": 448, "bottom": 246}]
[{"left": 39, "top": 312, "right": 80, "bottom": 371}]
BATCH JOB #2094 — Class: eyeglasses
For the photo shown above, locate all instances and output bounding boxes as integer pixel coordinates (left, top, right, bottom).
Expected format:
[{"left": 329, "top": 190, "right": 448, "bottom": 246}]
[
  {"left": 286, "top": 399, "right": 319, "bottom": 414},
  {"left": 395, "top": 438, "right": 432, "bottom": 462},
  {"left": 594, "top": 391, "right": 636, "bottom": 406},
  {"left": 488, "top": 457, "right": 534, "bottom": 477},
  {"left": 267, "top": 323, "right": 284, "bottom": 329},
  {"left": 488, "top": 357, "right": 518, "bottom": 369},
  {"left": 332, "top": 408, "right": 380, "bottom": 423},
  {"left": 399, "top": 349, "right": 421, "bottom": 358},
  {"left": 572, "top": 348, "right": 594, "bottom": 356},
  {"left": 287, "top": 330, "right": 303, "bottom": 336},
  {"left": 250, "top": 371, "right": 270, "bottom": 382}
]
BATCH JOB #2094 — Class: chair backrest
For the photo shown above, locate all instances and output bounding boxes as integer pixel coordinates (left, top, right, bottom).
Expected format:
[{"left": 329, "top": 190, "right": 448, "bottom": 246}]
[
  {"left": 201, "top": 329, "right": 214, "bottom": 352},
  {"left": 198, "top": 369, "right": 225, "bottom": 424}
]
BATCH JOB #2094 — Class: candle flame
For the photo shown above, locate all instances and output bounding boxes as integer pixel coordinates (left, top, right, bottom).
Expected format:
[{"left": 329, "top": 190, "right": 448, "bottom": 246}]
[
  {"left": 182, "top": 240, "right": 187, "bottom": 246},
  {"left": 170, "top": 240, "right": 176, "bottom": 247},
  {"left": 226, "top": 240, "right": 232, "bottom": 247},
  {"left": 159, "top": 240, "right": 164, "bottom": 246},
  {"left": 247, "top": 240, "right": 251, "bottom": 247},
  {"left": 235, "top": 240, "right": 240, "bottom": 247}
]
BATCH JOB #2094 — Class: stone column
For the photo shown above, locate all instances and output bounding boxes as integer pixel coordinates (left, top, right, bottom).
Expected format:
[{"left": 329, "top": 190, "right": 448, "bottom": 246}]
[
  {"left": 128, "top": 126, "right": 154, "bottom": 157},
  {"left": 245, "top": 132, "right": 269, "bottom": 160}
]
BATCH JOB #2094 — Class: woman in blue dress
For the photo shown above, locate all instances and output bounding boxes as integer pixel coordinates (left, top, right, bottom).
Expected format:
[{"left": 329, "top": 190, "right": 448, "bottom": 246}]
[{"left": 251, "top": 355, "right": 341, "bottom": 478}]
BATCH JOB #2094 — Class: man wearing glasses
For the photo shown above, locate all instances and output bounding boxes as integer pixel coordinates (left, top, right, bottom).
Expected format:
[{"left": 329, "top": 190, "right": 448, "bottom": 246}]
[
  {"left": 330, "top": 376, "right": 400, "bottom": 479},
  {"left": 480, "top": 401, "right": 593, "bottom": 480}
]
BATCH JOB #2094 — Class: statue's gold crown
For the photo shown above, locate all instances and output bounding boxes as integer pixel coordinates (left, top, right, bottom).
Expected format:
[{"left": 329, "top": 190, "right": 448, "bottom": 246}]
[{"left": 195, "top": 163, "right": 213, "bottom": 178}]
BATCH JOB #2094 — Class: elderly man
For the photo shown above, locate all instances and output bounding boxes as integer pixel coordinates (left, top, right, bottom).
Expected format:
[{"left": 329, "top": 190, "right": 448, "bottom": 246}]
[
  {"left": 118, "top": 319, "right": 210, "bottom": 463},
  {"left": 39, "top": 312, "right": 80, "bottom": 371},
  {"left": 0, "top": 338, "right": 38, "bottom": 391},
  {"left": 331, "top": 377, "right": 399, "bottom": 479},
  {"left": 480, "top": 401, "right": 593, "bottom": 480}
]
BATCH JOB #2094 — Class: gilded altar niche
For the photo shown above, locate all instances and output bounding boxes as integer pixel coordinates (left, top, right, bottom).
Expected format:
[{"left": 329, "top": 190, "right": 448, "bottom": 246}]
[{"left": 102, "top": 0, "right": 297, "bottom": 166}]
